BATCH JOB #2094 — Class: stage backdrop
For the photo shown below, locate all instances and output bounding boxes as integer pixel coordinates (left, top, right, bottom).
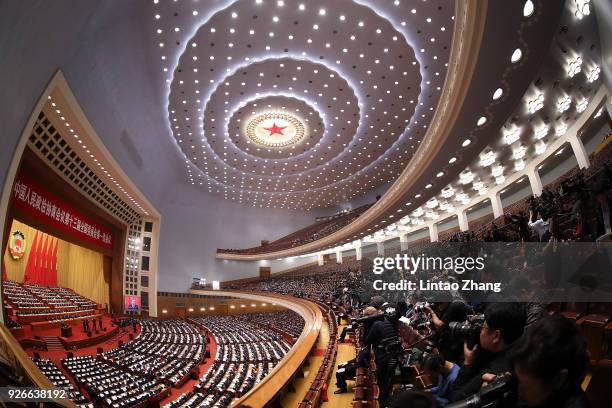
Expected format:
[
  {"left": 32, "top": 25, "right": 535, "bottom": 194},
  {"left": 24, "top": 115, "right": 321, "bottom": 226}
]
[{"left": 3, "top": 219, "right": 110, "bottom": 306}]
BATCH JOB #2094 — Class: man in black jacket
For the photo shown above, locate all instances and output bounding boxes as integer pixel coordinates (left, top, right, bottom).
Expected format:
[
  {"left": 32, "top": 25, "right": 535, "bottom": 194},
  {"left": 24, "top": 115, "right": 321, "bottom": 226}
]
[
  {"left": 448, "top": 302, "right": 526, "bottom": 402},
  {"left": 364, "top": 312, "right": 400, "bottom": 405}
]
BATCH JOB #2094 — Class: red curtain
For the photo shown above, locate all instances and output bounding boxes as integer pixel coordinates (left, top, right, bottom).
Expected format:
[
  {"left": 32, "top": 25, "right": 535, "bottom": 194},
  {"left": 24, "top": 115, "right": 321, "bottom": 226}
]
[
  {"left": 23, "top": 232, "right": 58, "bottom": 286},
  {"left": 24, "top": 231, "right": 38, "bottom": 283}
]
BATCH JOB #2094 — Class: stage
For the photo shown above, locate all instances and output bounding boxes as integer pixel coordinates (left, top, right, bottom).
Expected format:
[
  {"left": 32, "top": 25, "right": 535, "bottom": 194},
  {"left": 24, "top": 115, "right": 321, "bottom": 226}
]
[{"left": 14, "top": 314, "right": 134, "bottom": 350}]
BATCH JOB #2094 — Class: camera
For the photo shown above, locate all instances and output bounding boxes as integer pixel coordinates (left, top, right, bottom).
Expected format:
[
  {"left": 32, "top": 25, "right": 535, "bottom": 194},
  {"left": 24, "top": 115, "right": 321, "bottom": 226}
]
[
  {"left": 448, "top": 314, "right": 485, "bottom": 349},
  {"left": 413, "top": 301, "right": 432, "bottom": 313},
  {"left": 446, "top": 373, "right": 515, "bottom": 408}
]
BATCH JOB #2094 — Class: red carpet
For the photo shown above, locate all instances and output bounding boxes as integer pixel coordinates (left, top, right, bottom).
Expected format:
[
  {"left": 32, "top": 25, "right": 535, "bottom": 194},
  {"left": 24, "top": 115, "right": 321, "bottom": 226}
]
[{"left": 159, "top": 333, "right": 218, "bottom": 405}]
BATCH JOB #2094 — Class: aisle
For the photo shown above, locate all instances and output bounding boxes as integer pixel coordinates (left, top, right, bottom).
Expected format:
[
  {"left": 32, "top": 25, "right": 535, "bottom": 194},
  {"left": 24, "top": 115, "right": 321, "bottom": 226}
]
[
  {"left": 159, "top": 332, "right": 218, "bottom": 405},
  {"left": 279, "top": 318, "right": 329, "bottom": 407},
  {"left": 324, "top": 323, "right": 356, "bottom": 408}
]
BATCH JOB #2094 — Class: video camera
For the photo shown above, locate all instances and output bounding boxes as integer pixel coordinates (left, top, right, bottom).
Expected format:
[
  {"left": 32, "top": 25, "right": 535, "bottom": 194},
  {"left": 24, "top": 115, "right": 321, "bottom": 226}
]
[
  {"left": 351, "top": 305, "right": 398, "bottom": 330},
  {"left": 446, "top": 373, "right": 515, "bottom": 408},
  {"left": 448, "top": 314, "right": 485, "bottom": 349}
]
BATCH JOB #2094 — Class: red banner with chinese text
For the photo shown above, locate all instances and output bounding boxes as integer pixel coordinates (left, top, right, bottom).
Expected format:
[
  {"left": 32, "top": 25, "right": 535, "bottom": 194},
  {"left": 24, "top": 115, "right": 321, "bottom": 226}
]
[{"left": 10, "top": 174, "right": 113, "bottom": 251}]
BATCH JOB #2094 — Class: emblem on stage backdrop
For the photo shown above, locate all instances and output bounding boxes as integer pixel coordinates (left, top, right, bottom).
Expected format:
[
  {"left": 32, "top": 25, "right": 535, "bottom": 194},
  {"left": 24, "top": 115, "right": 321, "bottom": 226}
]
[{"left": 9, "top": 231, "right": 26, "bottom": 260}]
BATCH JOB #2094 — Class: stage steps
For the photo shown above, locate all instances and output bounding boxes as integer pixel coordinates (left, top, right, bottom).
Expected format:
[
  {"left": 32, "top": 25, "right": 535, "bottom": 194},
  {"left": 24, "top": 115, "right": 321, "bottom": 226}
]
[{"left": 43, "top": 336, "right": 64, "bottom": 351}]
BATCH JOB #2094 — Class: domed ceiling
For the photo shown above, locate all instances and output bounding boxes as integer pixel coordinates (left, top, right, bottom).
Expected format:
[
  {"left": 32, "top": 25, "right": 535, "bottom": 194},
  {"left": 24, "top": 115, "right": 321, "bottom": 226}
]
[{"left": 151, "top": 0, "right": 454, "bottom": 210}]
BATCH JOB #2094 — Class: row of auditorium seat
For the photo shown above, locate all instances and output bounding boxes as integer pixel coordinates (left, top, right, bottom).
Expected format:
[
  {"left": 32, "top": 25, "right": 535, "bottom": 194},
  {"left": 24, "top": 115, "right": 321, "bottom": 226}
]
[
  {"left": 299, "top": 301, "right": 339, "bottom": 408},
  {"left": 163, "top": 314, "right": 298, "bottom": 408}
]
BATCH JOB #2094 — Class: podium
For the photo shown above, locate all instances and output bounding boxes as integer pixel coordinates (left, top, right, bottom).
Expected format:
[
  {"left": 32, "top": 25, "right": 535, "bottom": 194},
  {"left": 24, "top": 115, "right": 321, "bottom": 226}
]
[{"left": 61, "top": 326, "right": 72, "bottom": 337}]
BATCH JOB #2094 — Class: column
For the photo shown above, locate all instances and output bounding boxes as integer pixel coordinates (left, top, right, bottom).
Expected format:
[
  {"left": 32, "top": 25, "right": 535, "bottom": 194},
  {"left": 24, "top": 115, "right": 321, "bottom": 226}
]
[
  {"left": 429, "top": 223, "right": 439, "bottom": 243},
  {"left": 399, "top": 234, "right": 409, "bottom": 252},
  {"left": 457, "top": 210, "right": 469, "bottom": 232},
  {"left": 355, "top": 242, "right": 363, "bottom": 261},
  {"left": 376, "top": 242, "right": 385, "bottom": 256},
  {"left": 490, "top": 192, "right": 504, "bottom": 219},
  {"left": 568, "top": 134, "right": 590, "bottom": 169},
  {"left": 335, "top": 249, "right": 343, "bottom": 264},
  {"left": 527, "top": 168, "right": 543, "bottom": 197},
  {"left": 317, "top": 253, "right": 324, "bottom": 266}
]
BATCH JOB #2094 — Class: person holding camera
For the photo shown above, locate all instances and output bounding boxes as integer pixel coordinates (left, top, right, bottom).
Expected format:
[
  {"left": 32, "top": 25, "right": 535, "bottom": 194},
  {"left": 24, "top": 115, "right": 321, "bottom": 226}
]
[
  {"left": 425, "top": 298, "right": 471, "bottom": 363},
  {"left": 448, "top": 303, "right": 526, "bottom": 402},
  {"left": 335, "top": 306, "right": 378, "bottom": 394}
]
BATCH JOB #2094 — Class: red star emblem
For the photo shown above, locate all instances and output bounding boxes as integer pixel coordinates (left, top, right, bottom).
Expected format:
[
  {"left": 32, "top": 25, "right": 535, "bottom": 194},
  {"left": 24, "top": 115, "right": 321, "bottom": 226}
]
[{"left": 263, "top": 122, "right": 287, "bottom": 136}]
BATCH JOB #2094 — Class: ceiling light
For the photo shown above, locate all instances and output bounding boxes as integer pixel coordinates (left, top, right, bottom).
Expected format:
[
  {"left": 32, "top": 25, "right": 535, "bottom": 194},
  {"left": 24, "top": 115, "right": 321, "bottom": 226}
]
[
  {"left": 436, "top": 171, "right": 445, "bottom": 178},
  {"left": 574, "top": 0, "right": 590, "bottom": 20},
  {"left": 513, "top": 144, "right": 527, "bottom": 160},
  {"left": 586, "top": 65, "right": 600, "bottom": 82},
  {"left": 492, "top": 164, "right": 504, "bottom": 178},
  {"left": 460, "top": 170, "right": 475, "bottom": 185},
  {"left": 557, "top": 95, "right": 571, "bottom": 112},
  {"left": 511, "top": 48, "right": 522, "bottom": 63},
  {"left": 523, "top": 0, "right": 535, "bottom": 17},
  {"left": 527, "top": 92, "right": 544, "bottom": 114},
  {"left": 461, "top": 139, "right": 471, "bottom": 147},
  {"left": 449, "top": 157, "right": 457, "bottom": 164},
  {"left": 492, "top": 88, "right": 503, "bottom": 100},
  {"left": 576, "top": 98, "right": 588, "bottom": 113},
  {"left": 480, "top": 150, "right": 496, "bottom": 167},
  {"left": 555, "top": 123, "right": 568, "bottom": 137},
  {"left": 534, "top": 124, "right": 549, "bottom": 140},
  {"left": 503, "top": 126, "right": 521, "bottom": 145},
  {"left": 441, "top": 186, "right": 455, "bottom": 198},
  {"left": 515, "top": 159, "right": 526, "bottom": 171},
  {"left": 477, "top": 116, "right": 487, "bottom": 126},
  {"left": 567, "top": 56, "right": 583, "bottom": 77},
  {"left": 535, "top": 140, "right": 547, "bottom": 155},
  {"left": 426, "top": 198, "right": 439, "bottom": 208},
  {"left": 318, "top": 8, "right": 326, "bottom": 15}
]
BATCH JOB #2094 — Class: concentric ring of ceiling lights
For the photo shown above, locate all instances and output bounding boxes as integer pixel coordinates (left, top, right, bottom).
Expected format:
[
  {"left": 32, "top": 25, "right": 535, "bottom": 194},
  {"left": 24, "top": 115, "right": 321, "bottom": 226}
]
[{"left": 155, "top": 0, "right": 453, "bottom": 209}]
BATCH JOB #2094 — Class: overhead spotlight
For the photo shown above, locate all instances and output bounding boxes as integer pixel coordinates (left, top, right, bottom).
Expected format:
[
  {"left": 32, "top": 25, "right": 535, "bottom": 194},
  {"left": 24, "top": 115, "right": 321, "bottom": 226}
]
[
  {"left": 555, "top": 123, "right": 568, "bottom": 137},
  {"left": 460, "top": 170, "right": 475, "bottom": 185},
  {"left": 574, "top": 0, "right": 590, "bottom": 20},
  {"left": 567, "top": 56, "right": 582, "bottom": 77},
  {"left": 527, "top": 92, "right": 544, "bottom": 114},
  {"left": 557, "top": 95, "right": 571, "bottom": 112},
  {"left": 534, "top": 124, "right": 549, "bottom": 140},
  {"left": 511, "top": 48, "right": 522, "bottom": 63},
  {"left": 535, "top": 140, "right": 547, "bottom": 155},
  {"left": 514, "top": 159, "right": 526, "bottom": 171},
  {"left": 441, "top": 185, "right": 455, "bottom": 198},
  {"left": 492, "top": 88, "right": 503, "bottom": 100},
  {"left": 576, "top": 98, "right": 588, "bottom": 113},
  {"left": 492, "top": 164, "right": 504, "bottom": 178},
  {"left": 586, "top": 65, "right": 600, "bottom": 82},
  {"left": 512, "top": 144, "right": 527, "bottom": 160},
  {"left": 504, "top": 126, "right": 521, "bottom": 145}
]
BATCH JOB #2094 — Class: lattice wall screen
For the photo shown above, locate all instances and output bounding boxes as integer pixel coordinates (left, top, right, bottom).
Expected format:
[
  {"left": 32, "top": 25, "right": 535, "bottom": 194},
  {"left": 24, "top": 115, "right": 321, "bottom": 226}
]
[{"left": 28, "top": 111, "right": 141, "bottom": 225}]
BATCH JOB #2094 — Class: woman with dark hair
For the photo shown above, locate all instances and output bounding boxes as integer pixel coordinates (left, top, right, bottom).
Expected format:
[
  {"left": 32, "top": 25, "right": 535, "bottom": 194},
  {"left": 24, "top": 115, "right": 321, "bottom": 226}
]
[{"left": 508, "top": 315, "right": 589, "bottom": 408}]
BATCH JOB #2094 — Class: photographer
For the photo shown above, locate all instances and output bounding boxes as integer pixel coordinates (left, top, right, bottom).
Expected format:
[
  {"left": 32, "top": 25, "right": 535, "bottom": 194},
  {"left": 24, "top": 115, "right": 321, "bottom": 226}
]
[
  {"left": 527, "top": 201, "right": 551, "bottom": 242},
  {"left": 335, "top": 306, "right": 378, "bottom": 394},
  {"left": 448, "top": 303, "right": 526, "bottom": 402},
  {"left": 425, "top": 298, "right": 471, "bottom": 363},
  {"left": 423, "top": 353, "right": 461, "bottom": 406},
  {"left": 507, "top": 315, "right": 589, "bottom": 408}
]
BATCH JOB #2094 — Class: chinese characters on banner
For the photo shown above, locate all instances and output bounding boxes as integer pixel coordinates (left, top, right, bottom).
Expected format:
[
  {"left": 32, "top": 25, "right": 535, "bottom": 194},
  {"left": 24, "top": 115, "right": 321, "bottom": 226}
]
[{"left": 11, "top": 174, "right": 114, "bottom": 251}]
